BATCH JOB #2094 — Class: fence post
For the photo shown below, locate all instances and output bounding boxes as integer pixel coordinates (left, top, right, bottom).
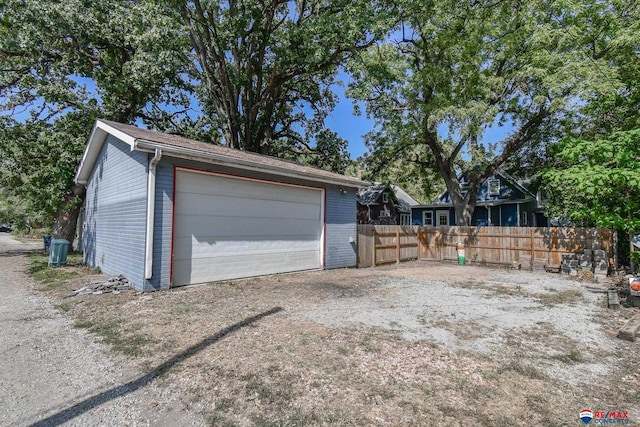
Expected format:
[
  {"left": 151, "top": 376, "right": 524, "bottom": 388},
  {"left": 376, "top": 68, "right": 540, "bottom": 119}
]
[
  {"left": 417, "top": 227, "right": 423, "bottom": 260},
  {"left": 372, "top": 228, "right": 377, "bottom": 266},
  {"left": 530, "top": 228, "right": 535, "bottom": 269},
  {"left": 396, "top": 227, "right": 401, "bottom": 264}
]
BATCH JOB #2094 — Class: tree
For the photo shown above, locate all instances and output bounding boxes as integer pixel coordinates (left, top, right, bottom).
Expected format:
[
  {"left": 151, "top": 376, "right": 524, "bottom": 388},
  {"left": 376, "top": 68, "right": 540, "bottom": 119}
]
[
  {"left": 173, "top": 0, "right": 391, "bottom": 162},
  {"left": 542, "top": 129, "right": 640, "bottom": 269},
  {"left": 0, "top": 0, "right": 186, "bottom": 243},
  {"left": 348, "top": 0, "right": 619, "bottom": 225}
]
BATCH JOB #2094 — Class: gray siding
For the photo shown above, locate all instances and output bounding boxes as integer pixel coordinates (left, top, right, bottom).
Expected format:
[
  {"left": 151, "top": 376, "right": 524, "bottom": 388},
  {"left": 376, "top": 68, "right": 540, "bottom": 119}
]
[
  {"left": 143, "top": 161, "right": 174, "bottom": 291},
  {"left": 146, "top": 159, "right": 359, "bottom": 289},
  {"left": 325, "top": 187, "right": 357, "bottom": 269},
  {"left": 83, "top": 135, "right": 148, "bottom": 291}
]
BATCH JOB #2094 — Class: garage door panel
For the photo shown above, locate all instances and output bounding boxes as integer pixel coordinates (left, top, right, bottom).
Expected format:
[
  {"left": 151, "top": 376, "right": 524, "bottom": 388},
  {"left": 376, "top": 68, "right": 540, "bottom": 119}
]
[
  {"left": 174, "top": 216, "right": 321, "bottom": 239},
  {"left": 173, "top": 169, "right": 323, "bottom": 286},
  {"left": 175, "top": 191, "right": 321, "bottom": 220},
  {"left": 173, "top": 249, "right": 320, "bottom": 285},
  {"left": 177, "top": 172, "right": 320, "bottom": 204},
  {"left": 173, "top": 236, "right": 320, "bottom": 260}
]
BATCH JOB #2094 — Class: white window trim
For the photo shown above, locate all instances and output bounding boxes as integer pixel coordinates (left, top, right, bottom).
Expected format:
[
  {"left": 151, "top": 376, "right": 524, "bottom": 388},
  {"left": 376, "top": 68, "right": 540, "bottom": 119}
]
[
  {"left": 400, "top": 213, "right": 411, "bottom": 225},
  {"left": 382, "top": 193, "right": 389, "bottom": 203},
  {"left": 423, "top": 211, "right": 433, "bottom": 226},
  {"left": 488, "top": 179, "right": 501, "bottom": 196},
  {"left": 436, "top": 210, "right": 449, "bottom": 226}
]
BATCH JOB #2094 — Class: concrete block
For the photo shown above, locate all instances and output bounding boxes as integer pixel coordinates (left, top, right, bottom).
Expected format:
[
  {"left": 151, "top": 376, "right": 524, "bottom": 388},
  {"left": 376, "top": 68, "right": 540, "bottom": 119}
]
[
  {"left": 618, "top": 312, "right": 640, "bottom": 342},
  {"left": 593, "top": 249, "right": 608, "bottom": 259},
  {"left": 607, "top": 289, "right": 620, "bottom": 310}
]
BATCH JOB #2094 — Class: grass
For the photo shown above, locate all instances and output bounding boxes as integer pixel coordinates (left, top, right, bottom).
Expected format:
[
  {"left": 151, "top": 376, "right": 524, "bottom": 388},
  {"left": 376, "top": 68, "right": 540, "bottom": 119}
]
[
  {"left": 497, "top": 361, "right": 548, "bottom": 380},
  {"left": 26, "top": 251, "right": 88, "bottom": 291},
  {"left": 73, "top": 318, "right": 153, "bottom": 357},
  {"left": 550, "top": 348, "right": 585, "bottom": 364},
  {"left": 532, "top": 289, "right": 584, "bottom": 306}
]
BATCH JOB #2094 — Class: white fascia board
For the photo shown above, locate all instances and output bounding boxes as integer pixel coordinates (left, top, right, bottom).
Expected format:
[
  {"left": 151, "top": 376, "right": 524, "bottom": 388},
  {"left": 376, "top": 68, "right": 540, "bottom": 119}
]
[
  {"left": 74, "top": 120, "right": 137, "bottom": 184},
  {"left": 134, "top": 139, "right": 368, "bottom": 189}
]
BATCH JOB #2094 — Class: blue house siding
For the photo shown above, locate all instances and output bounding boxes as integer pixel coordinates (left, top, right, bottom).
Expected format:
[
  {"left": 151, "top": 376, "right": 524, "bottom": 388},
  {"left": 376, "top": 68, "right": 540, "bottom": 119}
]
[
  {"left": 325, "top": 187, "right": 357, "bottom": 269},
  {"left": 83, "top": 135, "right": 148, "bottom": 290},
  {"left": 143, "top": 161, "right": 174, "bottom": 291}
]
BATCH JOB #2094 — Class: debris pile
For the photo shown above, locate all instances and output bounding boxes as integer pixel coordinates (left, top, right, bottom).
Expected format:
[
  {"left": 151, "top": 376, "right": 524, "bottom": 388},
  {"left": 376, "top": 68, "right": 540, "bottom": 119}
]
[
  {"left": 560, "top": 248, "right": 610, "bottom": 279},
  {"left": 73, "top": 275, "right": 132, "bottom": 295}
]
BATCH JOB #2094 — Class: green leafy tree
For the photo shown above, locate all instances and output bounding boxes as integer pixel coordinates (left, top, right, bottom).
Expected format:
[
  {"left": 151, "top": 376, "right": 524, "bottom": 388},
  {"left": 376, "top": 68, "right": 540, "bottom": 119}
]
[
  {"left": 348, "top": 0, "right": 620, "bottom": 225},
  {"left": 172, "top": 0, "right": 391, "bottom": 163},
  {"left": 542, "top": 129, "right": 640, "bottom": 269},
  {"left": 0, "top": 0, "right": 186, "bottom": 244}
]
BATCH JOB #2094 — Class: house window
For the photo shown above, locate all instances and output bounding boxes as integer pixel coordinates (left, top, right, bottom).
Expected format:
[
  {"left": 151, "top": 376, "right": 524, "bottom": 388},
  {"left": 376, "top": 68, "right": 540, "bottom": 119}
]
[
  {"left": 437, "top": 210, "right": 449, "bottom": 226},
  {"left": 380, "top": 209, "right": 391, "bottom": 218},
  {"left": 488, "top": 179, "right": 501, "bottom": 196},
  {"left": 382, "top": 193, "right": 389, "bottom": 203},
  {"left": 423, "top": 211, "right": 433, "bottom": 226},
  {"left": 400, "top": 213, "right": 411, "bottom": 225}
]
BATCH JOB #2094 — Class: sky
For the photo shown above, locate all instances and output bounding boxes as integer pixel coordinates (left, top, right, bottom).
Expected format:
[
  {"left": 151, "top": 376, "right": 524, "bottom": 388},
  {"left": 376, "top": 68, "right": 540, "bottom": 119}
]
[{"left": 324, "top": 84, "right": 373, "bottom": 159}]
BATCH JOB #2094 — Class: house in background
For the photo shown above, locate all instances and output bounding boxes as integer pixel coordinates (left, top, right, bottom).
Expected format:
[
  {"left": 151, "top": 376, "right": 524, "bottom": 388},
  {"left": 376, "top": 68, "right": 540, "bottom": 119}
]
[
  {"left": 75, "top": 120, "right": 365, "bottom": 292},
  {"left": 357, "top": 183, "right": 419, "bottom": 225},
  {"left": 411, "top": 171, "right": 548, "bottom": 227}
]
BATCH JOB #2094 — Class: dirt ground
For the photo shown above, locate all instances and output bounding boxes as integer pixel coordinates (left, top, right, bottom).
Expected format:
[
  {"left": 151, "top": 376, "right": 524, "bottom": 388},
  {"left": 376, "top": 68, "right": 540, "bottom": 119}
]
[{"left": 14, "top": 237, "right": 640, "bottom": 426}]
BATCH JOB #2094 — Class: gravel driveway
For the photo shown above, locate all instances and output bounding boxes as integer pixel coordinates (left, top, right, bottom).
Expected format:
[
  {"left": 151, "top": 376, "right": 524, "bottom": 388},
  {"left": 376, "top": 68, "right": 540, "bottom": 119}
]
[
  {"left": 2, "top": 233, "right": 638, "bottom": 426},
  {"left": 0, "top": 234, "right": 206, "bottom": 427}
]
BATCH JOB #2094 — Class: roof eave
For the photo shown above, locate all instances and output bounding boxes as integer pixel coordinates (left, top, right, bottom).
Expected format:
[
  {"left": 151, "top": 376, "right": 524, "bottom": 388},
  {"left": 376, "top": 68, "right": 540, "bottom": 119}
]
[
  {"left": 74, "top": 120, "right": 137, "bottom": 185},
  {"left": 134, "top": 139, "right": 369, "bottom": 189},
  {"left": 75, "top": 119, "right": 369, "bottom": 189}
]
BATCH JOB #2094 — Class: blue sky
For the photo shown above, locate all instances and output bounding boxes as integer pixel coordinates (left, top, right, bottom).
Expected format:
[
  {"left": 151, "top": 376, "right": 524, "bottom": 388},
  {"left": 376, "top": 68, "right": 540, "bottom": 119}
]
[{"left": 325, "top": 84, "right": 373, "bottom": 159}]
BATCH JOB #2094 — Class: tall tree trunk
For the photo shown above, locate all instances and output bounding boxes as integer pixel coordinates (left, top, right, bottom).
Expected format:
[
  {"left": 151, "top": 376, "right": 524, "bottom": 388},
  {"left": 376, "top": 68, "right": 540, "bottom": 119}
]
[
  {"left": 51, "top": 183, "right": 85, "bottom": 251},
  {"left": 454, "top": 203, "right": 475, "bottom": 226}
]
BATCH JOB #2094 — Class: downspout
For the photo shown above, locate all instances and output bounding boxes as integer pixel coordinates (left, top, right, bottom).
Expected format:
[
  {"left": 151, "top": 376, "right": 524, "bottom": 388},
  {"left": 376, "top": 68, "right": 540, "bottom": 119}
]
[{"left": 145, "top": 149, "right": 162, "bottom": 280}]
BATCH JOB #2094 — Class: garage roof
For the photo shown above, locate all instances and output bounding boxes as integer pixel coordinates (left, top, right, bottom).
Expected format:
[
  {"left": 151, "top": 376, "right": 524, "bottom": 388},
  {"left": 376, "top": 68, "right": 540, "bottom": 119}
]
[{"left": 75, "top": 120, "right": 368, "bottom": 188}]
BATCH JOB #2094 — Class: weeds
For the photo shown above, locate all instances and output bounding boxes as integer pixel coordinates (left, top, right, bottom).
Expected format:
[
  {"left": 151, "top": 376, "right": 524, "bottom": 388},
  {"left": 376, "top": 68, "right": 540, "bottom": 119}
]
[
  {"left": 74, "top": 319, "right": 152, "bottom": 357},
  {"left": 498, "top": 361, "right": 548, "bottom": 380},
  {"left": 533, "top": 289, "right": 584, "bottom": 306},
  {"left": 27, "top": 252, "right": 83, "bottom": 290},
  {"left": 550, "top": 349, "right": 585, "bottom": 364}
]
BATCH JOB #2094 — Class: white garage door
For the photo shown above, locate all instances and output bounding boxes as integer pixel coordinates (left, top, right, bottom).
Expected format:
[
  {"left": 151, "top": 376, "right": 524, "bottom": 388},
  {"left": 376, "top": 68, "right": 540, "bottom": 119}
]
[{"left": 172, "top": 169, "right": 324, "bottom": 286}]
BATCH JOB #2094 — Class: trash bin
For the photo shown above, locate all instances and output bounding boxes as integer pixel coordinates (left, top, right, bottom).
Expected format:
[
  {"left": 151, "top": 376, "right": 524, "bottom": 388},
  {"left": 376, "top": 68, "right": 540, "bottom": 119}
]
[
  {"left": 49, "top": 239, "right": 70, "bottom": 267},
  {"left": 457, "top": 242, "right": 466, "bottom": 265},
  {"left": 43, "top": 235, "right": 52, "bottom": 253}
]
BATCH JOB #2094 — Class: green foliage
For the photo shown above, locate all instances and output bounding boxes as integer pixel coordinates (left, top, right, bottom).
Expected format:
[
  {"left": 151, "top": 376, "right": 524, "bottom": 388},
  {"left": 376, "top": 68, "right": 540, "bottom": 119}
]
[
  {"left": 542, "top": 129, "right": 640, "bottom": 232},
  {"left": 0, "top": 113, "right": 95, "bottom": 228},
  {"left": 0, "top": 0, "right": 186, "bottom": 230},
  {"left": 348, "top": 0, "right": 624, "bottom": 223},
  {"left": 174, "top": 0, "right": 392, "bottom": 168}
]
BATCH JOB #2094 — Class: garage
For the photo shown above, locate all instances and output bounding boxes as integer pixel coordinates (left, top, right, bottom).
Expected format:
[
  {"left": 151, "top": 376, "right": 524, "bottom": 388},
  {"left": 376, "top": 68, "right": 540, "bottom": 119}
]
[
  {"left": 77, "top": 120, "right": 361, "bottom": 291},
  {"left": 172, "top": 168, "right": 324, "bottom": 286}
]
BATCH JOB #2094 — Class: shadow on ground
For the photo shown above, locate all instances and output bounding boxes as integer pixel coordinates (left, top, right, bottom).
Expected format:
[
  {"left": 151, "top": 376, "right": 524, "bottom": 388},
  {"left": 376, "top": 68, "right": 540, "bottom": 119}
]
[{"left": 28, "top": 307, "right": 284, "bottom": 427}]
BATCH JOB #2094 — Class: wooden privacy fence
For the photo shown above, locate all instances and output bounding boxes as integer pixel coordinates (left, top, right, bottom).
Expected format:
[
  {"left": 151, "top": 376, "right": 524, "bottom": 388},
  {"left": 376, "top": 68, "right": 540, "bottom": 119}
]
[{"left": 356, "top": 225, "right": 614, "bottom": 269}]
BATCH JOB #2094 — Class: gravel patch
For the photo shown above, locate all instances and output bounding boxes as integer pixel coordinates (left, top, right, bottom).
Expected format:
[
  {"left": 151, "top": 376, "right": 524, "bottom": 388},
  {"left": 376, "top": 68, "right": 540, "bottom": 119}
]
[
  {"left": 296, "top": 265, "right": 617, "bottom": 384},
  {"left": 0, "top": 234, "right": 206, "bottom": 427}
]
